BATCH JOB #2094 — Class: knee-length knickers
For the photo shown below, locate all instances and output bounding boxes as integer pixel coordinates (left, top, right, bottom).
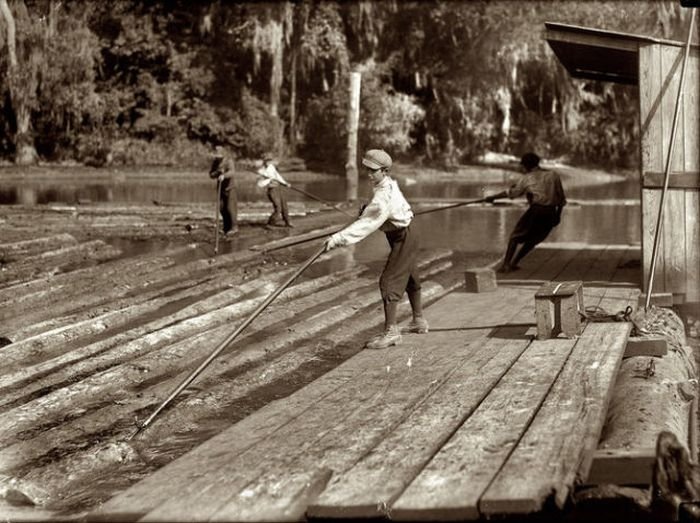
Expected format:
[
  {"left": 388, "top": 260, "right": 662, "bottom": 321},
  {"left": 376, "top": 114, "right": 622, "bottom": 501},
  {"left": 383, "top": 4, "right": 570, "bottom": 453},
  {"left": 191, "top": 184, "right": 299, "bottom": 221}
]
[{"left": 380, "top": 225, "right": 421, "bottom": 302}]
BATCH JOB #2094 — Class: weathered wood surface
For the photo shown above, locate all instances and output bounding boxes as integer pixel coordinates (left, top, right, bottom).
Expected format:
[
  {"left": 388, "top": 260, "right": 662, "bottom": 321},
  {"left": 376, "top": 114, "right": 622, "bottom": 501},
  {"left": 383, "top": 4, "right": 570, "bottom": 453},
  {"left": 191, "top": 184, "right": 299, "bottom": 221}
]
[
  {"left": 0, "top": 202, "right": 645, "bottom": 523},
  {"left": 89, "top": 241, "right": 643, "bottom": 522},
  {"left": 638, "top": 44, "right": 700, "bottom": 304},
  {"left": 584, "top": 448, "right": 656, "bottom": 486},
  {"left": 0, "top": 233, "right": 78, "bottom": 259},
  {"left": 0, "top": 239, "right": 121, "bottom": 287},
  {"left": 479, "top": 322, "right": 632, "bottom": 516}
]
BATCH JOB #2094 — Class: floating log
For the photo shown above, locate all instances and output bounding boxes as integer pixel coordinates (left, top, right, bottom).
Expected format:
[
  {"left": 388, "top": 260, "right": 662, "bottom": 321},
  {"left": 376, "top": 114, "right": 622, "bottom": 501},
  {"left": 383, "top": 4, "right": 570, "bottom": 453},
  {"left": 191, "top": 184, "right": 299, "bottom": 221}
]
[{"left": 0, "top": 233, "right": 78, "bottom": 260}]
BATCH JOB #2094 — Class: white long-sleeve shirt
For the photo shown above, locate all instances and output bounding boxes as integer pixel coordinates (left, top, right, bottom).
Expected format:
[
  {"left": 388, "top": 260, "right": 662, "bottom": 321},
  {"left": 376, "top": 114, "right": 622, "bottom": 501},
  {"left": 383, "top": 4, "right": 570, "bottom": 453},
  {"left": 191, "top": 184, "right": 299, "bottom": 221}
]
[
  {"left": 256, "top": 163, "right": 288, "bottom": 188},
  {"left": 330, "top": 176, "right": 413, "bottom": 247}
]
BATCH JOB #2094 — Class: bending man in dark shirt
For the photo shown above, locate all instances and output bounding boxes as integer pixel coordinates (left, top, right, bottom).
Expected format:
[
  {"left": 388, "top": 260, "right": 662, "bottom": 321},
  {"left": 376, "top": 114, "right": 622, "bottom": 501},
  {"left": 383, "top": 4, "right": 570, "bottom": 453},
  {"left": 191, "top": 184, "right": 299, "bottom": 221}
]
[{"left": 485, "top": 152, "right": 566, "bottom": 273}]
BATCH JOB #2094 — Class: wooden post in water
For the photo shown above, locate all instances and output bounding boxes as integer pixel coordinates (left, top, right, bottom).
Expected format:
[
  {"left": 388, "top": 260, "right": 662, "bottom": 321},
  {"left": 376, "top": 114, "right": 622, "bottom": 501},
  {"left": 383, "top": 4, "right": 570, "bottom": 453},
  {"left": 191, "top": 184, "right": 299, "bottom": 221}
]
[{"left": 345, "top": 71, "right": 361, "bottom": 201}]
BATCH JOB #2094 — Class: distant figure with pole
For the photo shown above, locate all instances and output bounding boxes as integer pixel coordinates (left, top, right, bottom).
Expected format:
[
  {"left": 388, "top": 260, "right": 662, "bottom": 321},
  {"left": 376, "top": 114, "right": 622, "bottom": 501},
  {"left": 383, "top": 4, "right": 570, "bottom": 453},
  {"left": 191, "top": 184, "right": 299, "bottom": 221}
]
[
  {"left": 324, "top": 149, "right": 428, "bottom": 350},
  {"left": 485, "top": 152, "right": 567, "bottom": 273},
  {"left": 257, "top": 153, "right": 293, "bottom": 228},
  {"left": 209, "top": 145, "right": 239, "bottom": 237}
]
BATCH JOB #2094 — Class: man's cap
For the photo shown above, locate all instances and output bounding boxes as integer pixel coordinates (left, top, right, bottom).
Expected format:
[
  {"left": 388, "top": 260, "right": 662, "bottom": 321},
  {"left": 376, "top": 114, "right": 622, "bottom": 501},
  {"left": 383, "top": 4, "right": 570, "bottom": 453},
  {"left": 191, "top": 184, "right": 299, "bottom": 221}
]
[
  {"left": 362, "top": 149, "right": 392, "bottom": 170},
  {"left": 214, "top": 145, "right": 224, "bottom": 157},
  {"left": 520, "top": 152, "right": 540, "bottom": 170}
]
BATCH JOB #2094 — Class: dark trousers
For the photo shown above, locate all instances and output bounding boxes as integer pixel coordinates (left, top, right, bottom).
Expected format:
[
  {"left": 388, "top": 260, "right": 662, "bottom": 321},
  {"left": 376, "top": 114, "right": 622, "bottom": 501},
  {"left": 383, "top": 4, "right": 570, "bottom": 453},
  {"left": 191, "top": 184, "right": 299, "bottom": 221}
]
[
  {"left": 219, "top": 178, "right": 238, "bottom": 233},
  {"left": 504, "top": 204, "right": 559, "bottom": 266},
  {"left": 267, "top": 186, "right": 290, "bottom": 226},
  {"left": 380, "top": 225, "right": 421, "bottom": 302}
]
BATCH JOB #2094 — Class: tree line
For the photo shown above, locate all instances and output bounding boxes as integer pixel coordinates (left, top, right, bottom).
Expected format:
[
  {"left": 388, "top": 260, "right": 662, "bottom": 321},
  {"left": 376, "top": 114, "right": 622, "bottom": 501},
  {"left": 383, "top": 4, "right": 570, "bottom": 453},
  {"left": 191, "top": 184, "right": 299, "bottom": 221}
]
[{"left": 0, "top": 0, "right": 692, "bottom": 170}]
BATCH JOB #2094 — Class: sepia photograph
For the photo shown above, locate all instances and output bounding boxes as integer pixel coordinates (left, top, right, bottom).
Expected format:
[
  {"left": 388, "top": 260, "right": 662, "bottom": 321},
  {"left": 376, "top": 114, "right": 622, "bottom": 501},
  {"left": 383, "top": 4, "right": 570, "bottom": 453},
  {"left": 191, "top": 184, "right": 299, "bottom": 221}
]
[{"left": 0, "top": 0, "right": 699, "bottom": 521}]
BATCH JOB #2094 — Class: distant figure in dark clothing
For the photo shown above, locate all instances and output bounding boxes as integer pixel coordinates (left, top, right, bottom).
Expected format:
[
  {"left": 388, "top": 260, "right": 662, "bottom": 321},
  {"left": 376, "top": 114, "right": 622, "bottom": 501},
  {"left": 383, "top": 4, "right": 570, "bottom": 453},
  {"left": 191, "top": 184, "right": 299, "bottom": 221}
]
[
  {"left": 256, "top": 153, "right": 293, "bottom": 228},
  {"left": 209, "top": 146, "right": 238, "bottom": 236},
  {"left": 485, "top": 152, "right": 567, "bottom": 273}
]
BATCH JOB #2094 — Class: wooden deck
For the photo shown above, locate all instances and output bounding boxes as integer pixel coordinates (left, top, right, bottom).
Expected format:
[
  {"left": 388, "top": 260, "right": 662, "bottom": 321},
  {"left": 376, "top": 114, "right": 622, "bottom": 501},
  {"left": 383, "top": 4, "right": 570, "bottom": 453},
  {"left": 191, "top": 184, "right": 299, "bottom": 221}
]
[{"left": 91, "top": 243, "right": 641, "bottom": 522}]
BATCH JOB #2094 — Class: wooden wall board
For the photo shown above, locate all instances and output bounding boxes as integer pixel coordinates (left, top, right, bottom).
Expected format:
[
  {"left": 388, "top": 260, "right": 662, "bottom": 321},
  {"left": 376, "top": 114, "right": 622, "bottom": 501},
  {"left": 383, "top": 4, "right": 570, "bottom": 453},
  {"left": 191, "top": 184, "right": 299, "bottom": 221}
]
[
  {"left": 660, "top": 45, "right": 685, "bottom": 173},
  {"left": 683, "top": 53, "right": 699, "bottom": 172},
  {"left": 639, "top": 44, "right": 663, "bottom": 175},
  {"left": 479, "top": 322, "right": 631, "bottom": 516},
  {"left": 135, "top": 288, "right": 534, "bottom": 522},
  {"left": 389, "top": 337, "right": 577, "bottom": 521},
  {"left": 643, "top": 171, "right": 700, "bottom": 188},
  {"left": 686, "top": 190, "right": 700, "bottom": 302},
  {"left": 642, "top": 188, "right": 666, "bottom": 293},
  {"left": 663, "top": 189, "right": 686, "bottom": 295}
]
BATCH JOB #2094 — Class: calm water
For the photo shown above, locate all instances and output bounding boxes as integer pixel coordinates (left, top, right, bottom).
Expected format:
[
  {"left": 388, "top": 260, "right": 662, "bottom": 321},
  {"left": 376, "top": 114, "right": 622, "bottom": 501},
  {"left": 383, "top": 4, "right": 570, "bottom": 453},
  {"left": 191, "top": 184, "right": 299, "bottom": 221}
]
[{"left": 0, "top": 169, "right": 641, "bottom": 264}]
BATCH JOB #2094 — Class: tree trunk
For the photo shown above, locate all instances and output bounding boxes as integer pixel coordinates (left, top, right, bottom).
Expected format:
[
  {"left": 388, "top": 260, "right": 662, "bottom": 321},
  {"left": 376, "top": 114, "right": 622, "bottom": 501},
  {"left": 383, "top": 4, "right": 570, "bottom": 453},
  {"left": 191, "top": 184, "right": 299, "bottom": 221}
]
[
  {"left": 345, "top": 71, "right": 361, "bottom": 201},
  {"left": 1, "top": 0, "right": 38, "bottom": 165},
  {"left": 0, "top": 0, "right": 17, "bottom": 68},
  {"left": 289, "top": 48, "right": 297, "bottom": 153}
]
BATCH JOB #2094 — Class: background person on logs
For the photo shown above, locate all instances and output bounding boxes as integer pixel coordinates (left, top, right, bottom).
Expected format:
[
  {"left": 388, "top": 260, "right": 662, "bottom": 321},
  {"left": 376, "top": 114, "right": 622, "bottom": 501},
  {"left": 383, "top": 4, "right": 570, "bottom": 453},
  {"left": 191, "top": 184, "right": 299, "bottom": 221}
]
[
  {"left": 209, "top": 145, "right": 239, "bottom": 236},
  {"left": 323, "top": 149, "right": 428, "bottom": 350},
  {"left": 484, "top": 152, "right": 567, "bottom": 273},
  {"left": 256, "top": 153, "right": 293, "bottom": 228}
]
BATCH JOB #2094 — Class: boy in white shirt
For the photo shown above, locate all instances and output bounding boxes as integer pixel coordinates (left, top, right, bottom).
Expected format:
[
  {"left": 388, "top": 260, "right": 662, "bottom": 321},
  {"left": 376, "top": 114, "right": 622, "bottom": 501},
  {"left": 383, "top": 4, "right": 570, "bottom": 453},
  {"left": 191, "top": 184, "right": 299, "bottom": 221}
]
[
  {"left": 257, "top": 154, "right": 293, "bottom": 228},
  {"left": 324, "top": 149, "right": 428, "bottom": 350}
]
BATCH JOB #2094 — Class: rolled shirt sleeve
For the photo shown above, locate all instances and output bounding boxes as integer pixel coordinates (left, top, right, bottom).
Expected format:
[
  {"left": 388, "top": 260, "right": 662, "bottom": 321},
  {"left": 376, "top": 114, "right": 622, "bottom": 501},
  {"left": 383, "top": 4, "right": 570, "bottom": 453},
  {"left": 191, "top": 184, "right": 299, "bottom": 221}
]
[
  {"left": 328, "top": 177, "right": 411, "bottom": 248},
  {"left": 257, "top": 164, "right": 287, "bottom": 187},
  {"left": 331, "top": 192, "right": 391, "bottom": 247}
]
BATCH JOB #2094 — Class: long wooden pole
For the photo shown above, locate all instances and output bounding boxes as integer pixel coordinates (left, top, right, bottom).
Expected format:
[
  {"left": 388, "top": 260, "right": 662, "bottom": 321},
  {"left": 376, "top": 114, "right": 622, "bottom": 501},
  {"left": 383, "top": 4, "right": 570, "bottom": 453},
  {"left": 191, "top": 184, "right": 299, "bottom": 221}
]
[
  {"left": 644, "top": 10, "right": 696, "bottom": 311},
  {"left": 261, "top": 197, "right": 490, "bottom": 253},
  {"left": 283, "top": 183, "right": 354, "bottom": 218},
  {"left": 214, "top": 178, "right": 221, "bottom": 255},
  {"left": 128, "top": 245, "right": 326, "bottom": 439}
]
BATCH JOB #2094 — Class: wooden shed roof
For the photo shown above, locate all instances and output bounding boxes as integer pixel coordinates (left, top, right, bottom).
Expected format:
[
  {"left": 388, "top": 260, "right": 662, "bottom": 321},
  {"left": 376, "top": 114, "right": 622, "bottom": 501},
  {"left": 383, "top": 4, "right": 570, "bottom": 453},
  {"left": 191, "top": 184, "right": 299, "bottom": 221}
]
[{"left": 544, "top": 22, "right": 699, "bottom": 85}]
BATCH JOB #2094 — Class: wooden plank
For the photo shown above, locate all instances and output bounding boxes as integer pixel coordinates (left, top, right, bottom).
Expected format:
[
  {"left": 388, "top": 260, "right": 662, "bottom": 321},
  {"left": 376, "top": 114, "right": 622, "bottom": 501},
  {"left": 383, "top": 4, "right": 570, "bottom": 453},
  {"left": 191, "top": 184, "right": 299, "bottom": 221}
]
[
  {"left": 248, "top": 223, "right": 343, "bottom": 252},
  {"left": 686, "top": 190, "right": 700, "bottom": 302},
  {"left": 89, "top": 350, "right": 405, "bottom": 522},
  {"left": 553, "top": 245, "right": 607, "bottom": 283},
  {"left": 141, "top": 288, "right": 537, "bottom": 522},
  {"left": 661, "top": 45, "right": 685, "bottom": 173},
  {"left": 97, "top": 287, "right": 525, "bottom": 522},
  {"left": 308, "top": 308, "right": 536, "bottom": 518},
  {"left": 643, "top": 171, "right": 700, "bottom": 188},
  {"left": 581, "top": 246, "right": 628, "bottom": 285},
  {"left": 683, "top": 54, "right": 699, "bottom": 173},
  {"left": 642, "top": 188, "right": 665, "bottom": 293},
  {"left": 545, "top": 26, "right": 640, "bottom": 52},
  {"left": 662, "top": 189, "right": 686, "bottom": 295},
  {"left": 624, "top": 336, "right": 668, "bottom": 357},
  {"left": 638, "top": 44, "right": 663, "bottom": 175},
  {"left": 389, "top": 338, "right": 577, "bottom": 521},
  {"left": 583, "top": 448, "right": 656, "bottom": 485},
  {"left": 479, "top": 322, "right": 632, "bottom": 516}
]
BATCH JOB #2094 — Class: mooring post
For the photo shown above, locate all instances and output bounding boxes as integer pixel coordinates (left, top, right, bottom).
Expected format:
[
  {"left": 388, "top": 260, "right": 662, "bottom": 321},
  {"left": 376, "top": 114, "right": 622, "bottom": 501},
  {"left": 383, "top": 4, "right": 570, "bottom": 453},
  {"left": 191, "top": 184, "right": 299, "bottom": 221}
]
[{"left": 345, "top": 71, "right": 361, "bottom": 202}]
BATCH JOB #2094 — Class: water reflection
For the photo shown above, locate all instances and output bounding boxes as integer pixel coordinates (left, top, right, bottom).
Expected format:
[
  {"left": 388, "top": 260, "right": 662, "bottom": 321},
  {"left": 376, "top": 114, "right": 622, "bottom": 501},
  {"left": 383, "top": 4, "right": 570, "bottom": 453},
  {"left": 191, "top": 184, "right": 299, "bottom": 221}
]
[{"left": 0, "top": 169, "right": 641, "bottom": 258}]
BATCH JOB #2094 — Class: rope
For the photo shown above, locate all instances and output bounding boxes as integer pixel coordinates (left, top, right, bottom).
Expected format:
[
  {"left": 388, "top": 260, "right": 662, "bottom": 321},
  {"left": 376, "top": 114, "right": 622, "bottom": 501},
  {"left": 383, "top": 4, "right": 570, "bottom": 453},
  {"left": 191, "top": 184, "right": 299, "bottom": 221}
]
[
  {"left": 581, "top": 305, "right": 633, "bottom": 323},
  {"left": 581, "top": 305, "right": 651, "bottom": 337}
]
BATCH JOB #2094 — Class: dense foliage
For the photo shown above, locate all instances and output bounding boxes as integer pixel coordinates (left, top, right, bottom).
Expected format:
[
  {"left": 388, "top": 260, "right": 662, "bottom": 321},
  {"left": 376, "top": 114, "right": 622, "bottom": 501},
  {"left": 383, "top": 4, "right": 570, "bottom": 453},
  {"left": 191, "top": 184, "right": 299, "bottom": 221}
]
[{"left": 0, "top": 0, "right": 693, "bottom": 169}]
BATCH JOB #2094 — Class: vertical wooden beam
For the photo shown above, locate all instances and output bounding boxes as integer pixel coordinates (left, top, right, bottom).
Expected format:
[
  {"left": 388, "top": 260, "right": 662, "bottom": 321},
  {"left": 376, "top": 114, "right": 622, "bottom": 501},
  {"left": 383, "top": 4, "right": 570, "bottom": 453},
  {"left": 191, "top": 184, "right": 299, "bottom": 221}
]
[
  {"left": 639, "top": 44, "right": 665, "bottom": 294},
  {"left": 346, "top": 71, "right": 361, "bottom": 201},
  {"left": 684, "top": 52, "right": 700, "bottom": 302},
  {"left": 660, "top": 46, "right": 687, "bottom": 297}
]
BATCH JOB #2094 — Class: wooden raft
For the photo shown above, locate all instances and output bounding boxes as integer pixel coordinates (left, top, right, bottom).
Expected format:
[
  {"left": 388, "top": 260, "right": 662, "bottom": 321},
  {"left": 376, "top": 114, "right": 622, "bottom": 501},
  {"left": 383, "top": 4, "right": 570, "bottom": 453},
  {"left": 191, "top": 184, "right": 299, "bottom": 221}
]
[{"left": 91, "top": 244, "right": 640, "bottom": 521}]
